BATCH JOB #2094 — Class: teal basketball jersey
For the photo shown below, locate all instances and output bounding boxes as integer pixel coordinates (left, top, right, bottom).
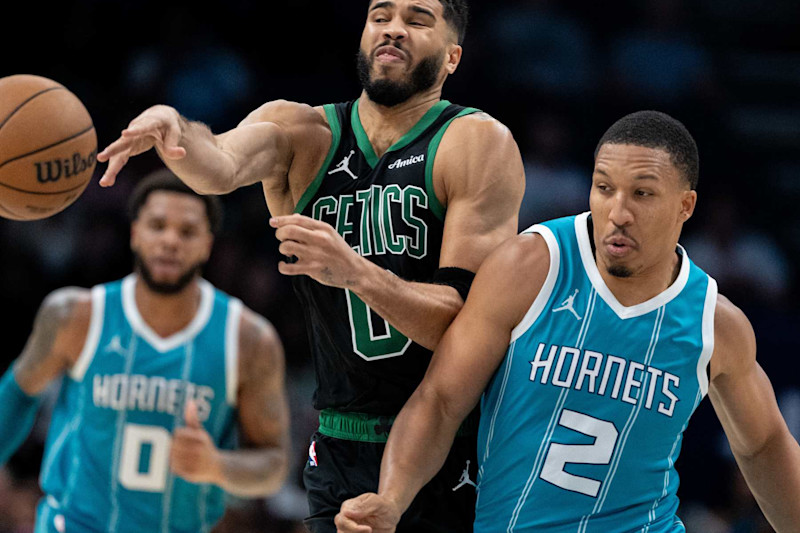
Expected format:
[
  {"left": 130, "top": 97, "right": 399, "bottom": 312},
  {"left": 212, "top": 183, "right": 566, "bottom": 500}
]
[
  {"left": 36, "top": 275, "right": 242, "bottom": 533},
  {"left": 476, "top": 213, "right": 717, "bottom": 533}
]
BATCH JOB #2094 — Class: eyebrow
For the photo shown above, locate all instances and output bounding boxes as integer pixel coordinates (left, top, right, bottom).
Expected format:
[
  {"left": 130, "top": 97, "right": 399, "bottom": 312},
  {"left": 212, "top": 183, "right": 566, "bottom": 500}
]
[
  {"left": 370, "top": 1, "right": 436, "bottom": 20},
  {"left": 411, "top": 5, "right": 436, "bottom": 19},
  {"left": 594, "top": 168, "right": 660, "bottom": 180},
  {"left": 370, "top": 1, "right": 394, "bottom": 11}
]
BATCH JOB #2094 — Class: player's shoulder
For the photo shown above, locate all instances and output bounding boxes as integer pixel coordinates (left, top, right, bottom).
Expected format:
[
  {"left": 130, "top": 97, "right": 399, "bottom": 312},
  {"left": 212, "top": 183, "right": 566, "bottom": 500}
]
[
  {"left": 239, "top": 99, "right": 329, "bottom": 129},
  {"left": 40, "top": 286, "right": 93, "bottom": 324},
  {"left": 480, "top": 232, "right": 550, "bottom": 281},
  {"left": 445, "top": 109, "right": 515, "bottom": 144},
  {"left": 236, "top": 304, "right": 284, "bottom": 371},
  {"left": 711, "top": 293, "right": 757, "bottom": 377}
]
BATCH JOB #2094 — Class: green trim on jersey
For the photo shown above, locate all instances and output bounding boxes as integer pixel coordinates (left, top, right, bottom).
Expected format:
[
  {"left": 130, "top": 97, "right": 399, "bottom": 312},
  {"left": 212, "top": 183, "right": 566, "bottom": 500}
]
[
  {"left": 424, "top": 107, "right": 481, "bottom": 221},
  {"left": 350, "top": 98, "right": 453, "bottom": 169},
  {"left": 294, "top": 104, "right": 343, "bottom": 214},
  {"left": 318, "top": 408, "right": 480, "bottom": 443}
]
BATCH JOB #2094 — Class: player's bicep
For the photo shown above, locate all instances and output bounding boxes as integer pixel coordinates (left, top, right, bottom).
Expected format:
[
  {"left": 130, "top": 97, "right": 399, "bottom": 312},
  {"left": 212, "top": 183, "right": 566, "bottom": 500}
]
[
  {"left": 437, "top": 115, "right": 525, "bottom": 272},
  {"left": 235, "top": 314, "right": 290, "bottom": 449},
  {"left": 221, "top": 100, "right": 330, "bottom": 188},
  {"left": 708, "top": 296, "right": 786, "bottom": 457}
]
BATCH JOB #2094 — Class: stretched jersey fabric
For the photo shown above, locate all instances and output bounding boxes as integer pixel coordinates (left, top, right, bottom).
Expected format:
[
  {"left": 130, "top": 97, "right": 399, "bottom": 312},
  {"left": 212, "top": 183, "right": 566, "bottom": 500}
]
[
  {"left": 476, "top": 213, "right": 717, "bottom": 533},
  {"left": 36, "top": 275, "right": 241, "bottom": 533},
  {"left": 292, "top": 99, "right": 479, "bottom": 414}
]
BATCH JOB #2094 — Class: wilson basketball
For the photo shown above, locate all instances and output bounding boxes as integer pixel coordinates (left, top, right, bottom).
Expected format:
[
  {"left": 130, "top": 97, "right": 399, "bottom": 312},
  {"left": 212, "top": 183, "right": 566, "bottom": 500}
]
[{"left": 0, "top": 74, "right": 97, "bottom": 220}]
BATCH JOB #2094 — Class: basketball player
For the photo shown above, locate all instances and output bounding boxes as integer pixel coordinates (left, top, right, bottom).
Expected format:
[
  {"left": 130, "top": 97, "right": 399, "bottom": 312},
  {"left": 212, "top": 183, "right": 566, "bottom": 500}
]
[
  {"left": 0, "top": 170, "right": 290, "bottom": 533},
  {"left": 96, "top": 1, "right": 525, "bottom": 531},
  {"left": 335, "top": 111, "right": 800, "bottom": 532}
]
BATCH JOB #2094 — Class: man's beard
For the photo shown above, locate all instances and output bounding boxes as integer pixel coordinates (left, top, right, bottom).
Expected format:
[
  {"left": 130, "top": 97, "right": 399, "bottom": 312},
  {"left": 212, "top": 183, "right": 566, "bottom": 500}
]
[
  {"left": 134, "top": 253, "right": 203, "bottom": 295},
  {"left": 357, "top": 46, "right": 443, "bottom": 107},
  {"left": 607, "top": 264, "right": 633, "bottom": 278}
]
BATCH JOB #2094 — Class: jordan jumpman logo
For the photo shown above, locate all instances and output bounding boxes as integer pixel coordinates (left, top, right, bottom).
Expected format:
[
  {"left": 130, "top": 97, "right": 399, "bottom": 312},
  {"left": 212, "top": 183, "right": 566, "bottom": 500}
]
[
  {"left": 328, "top": 150, "right": 358, "bottom": 180},
  {"left": 452, "top": 460, "right": 477, "bottom": 491},
  {"left": 552, "top": 288, "right": 583, "bottom": 320}
]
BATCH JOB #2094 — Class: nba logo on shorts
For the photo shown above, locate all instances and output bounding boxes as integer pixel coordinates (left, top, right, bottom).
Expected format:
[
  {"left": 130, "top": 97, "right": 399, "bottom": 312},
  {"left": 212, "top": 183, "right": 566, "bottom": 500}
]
[{"left": 308, "top": 440, "right": 318, "bottom": 467}]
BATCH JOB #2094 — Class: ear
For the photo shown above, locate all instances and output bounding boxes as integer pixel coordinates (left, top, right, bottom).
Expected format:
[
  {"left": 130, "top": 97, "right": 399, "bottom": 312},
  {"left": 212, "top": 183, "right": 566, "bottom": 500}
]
[
  {"left": 445, "top": 43, "right": 462, "bottom": 75},
  {"left": 680, "top": 190, "right": 697, "bottom": 222},
  {"left": 130, "top": 221, "right": 139, "bottom": 251}
]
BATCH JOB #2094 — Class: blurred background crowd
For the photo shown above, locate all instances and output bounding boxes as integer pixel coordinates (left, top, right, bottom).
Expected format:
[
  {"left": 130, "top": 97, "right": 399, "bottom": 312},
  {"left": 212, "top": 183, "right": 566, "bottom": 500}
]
[{"left": 1, "top": 0, "right": 799, "bottom": 531}]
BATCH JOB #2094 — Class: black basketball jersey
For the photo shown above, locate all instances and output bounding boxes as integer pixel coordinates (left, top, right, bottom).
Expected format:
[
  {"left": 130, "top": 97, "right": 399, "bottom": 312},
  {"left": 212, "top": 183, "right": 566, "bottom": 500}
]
[{"left": 292, "top": 99, "right": 479, "bottom": 414}]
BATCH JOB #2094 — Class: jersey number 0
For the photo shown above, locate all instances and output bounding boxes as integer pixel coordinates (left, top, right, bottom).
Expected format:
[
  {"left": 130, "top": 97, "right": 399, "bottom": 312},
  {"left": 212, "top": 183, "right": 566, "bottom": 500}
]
[{"left": 346, "top": 289, "right": 412, "bottom": 360}]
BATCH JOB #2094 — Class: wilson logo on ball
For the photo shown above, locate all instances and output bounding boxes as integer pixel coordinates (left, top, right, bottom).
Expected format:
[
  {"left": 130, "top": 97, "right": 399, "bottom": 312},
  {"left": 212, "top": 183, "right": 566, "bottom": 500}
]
[{"left": 34, "top": 149, "right": 97, "bottom": 183}]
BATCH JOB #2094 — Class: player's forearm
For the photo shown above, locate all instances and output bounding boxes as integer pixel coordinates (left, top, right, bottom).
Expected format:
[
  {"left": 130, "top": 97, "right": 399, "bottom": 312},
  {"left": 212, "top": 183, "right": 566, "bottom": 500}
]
[
  {"left": 735, "top": 429, "right": 800, "bottom": 532},
  {"left": 353, "top": 260, "right": 463, "bottom": 350},
  {"left": 215, "top": 446, "right": 289, "bottom": 497},
  {"left": 378, "top": 386, "right": 463, "bottom": 514},
  {"left": 153, "top": 118, "right": 239, "bottom": 196}
]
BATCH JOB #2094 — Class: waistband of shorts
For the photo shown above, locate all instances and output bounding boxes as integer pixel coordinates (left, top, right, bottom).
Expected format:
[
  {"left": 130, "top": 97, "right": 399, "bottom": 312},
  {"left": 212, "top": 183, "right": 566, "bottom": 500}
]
[{"left": 318, "top": 408, "right": 479, "bottom": 443}]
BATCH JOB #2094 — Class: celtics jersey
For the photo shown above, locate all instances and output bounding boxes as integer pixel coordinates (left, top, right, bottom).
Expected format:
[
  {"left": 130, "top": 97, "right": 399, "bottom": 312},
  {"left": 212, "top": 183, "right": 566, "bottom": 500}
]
[
  {"left": 36, "top": 275, "right": 241, "bottom": 533},
  {"left": 293, "top": 98, "right": 478, "bottom": 414},
  {"left": 475, "top": 213, "right": 717, "bottom": 533}
]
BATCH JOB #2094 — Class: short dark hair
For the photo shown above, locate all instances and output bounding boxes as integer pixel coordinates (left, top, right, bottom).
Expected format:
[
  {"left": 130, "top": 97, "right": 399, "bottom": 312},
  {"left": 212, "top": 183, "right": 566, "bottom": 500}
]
[
  {"left": 128, "top": 168, "right": 223, "bottom": 234},
  {"left": 439, "top": 0, "right": 469, "bottom": 44},
  {"left": 594, "top": 111, "right": 699, "bottom": 189},
  {"left": 368, "top": 0, "right": 469, "bottom": 44}
]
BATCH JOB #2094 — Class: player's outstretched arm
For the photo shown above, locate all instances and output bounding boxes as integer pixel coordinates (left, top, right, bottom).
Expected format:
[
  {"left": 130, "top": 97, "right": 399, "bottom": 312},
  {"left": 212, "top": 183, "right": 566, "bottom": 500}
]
[
  {"left": 0, "top": 288, "right": 90, "bottom": 464},
  {"left": 335, "top": 234, "right": 549, "bottom": 532},
  {"left": 98, "top": 100, "right": 331, "bottom": 198},
  {"left": 708, "top": 295, "right": 800, "bottom": 532},
  {"left": 170, "top": 307, "right": 290, "bottom": 497}
]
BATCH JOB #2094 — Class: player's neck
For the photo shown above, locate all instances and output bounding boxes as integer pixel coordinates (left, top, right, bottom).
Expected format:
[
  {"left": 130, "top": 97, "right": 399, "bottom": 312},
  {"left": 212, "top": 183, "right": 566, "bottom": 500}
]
[
  {"left": 134, "top": 276, "right": 202, "bottom": 338},
  {"left": 596, "top": 249, "right": 682, "bottom": 307},
  {"left": 358, "top": 89, "right": 442, "bottom": 157}
]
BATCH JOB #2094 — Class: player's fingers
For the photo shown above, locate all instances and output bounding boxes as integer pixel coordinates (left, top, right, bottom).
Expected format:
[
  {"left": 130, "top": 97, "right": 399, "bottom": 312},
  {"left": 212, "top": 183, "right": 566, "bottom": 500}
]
[
  {"left": 270, "top": 214, "right": 329, "bottom": 231},
  {"left": 274, "top": 224, "right": 318, "bottom": 244},
  {"left": 160, "top": 118, "right": 186, "bottom": 160},
  {"left": 99, "top": 153, "right": 130, "bottom": 187},
  {"left": 278, "top": 241, "right": 305, "bottom": 258},
  {"left": 334, "top": 512, "right": 372, "bottom": 533},
  {"left": 184, "top": 399, "right": 201, "bottom": 429},
  {"left": 277, "top": 260, "right": 313, "bottom": 277}
]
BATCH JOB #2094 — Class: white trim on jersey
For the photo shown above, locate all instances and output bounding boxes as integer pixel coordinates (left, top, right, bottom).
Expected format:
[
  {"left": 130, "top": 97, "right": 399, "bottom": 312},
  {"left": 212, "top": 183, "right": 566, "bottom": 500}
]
[
  {"left": 69, "top": 284, "right": 106, "bottom": 381},
  {"left": 698, "top": 277, "right": 718, "bottom": 398},
  {"left": 121, "top": 275, "right": 215, "bottom": 353},
  {"left": 574, "top": 212, "right": 691, "bottom": 320},
  {"left": 510, "top": 224, "right": 561, "bottom": 343},
  {"left": 225, "top": 298, "right": 243, "bottom": 407}
]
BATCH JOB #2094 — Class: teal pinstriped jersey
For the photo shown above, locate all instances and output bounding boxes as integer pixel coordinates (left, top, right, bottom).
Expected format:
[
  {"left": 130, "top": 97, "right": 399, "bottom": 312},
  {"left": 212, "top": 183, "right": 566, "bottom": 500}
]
[
  {"left": 36, "top": 275, "right": 241, "bottom": 533},
  {"left": 475, "top": 213, "right": 717, "bottom": 533}
]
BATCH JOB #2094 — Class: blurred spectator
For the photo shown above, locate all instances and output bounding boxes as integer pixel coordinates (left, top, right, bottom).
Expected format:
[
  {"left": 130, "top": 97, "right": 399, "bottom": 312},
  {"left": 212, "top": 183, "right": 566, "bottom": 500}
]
[
  {"left": 518, "top": 111, "right": 590, "bottom": 230},
  {"left": 606, "top": 0, "right": 717, "bottom": 106},
  {"left": 483, "top": 0, "right": 597, "bottom": 97},
  {"left": 682, "top": 194, "right": 791, "bottom": 308}
]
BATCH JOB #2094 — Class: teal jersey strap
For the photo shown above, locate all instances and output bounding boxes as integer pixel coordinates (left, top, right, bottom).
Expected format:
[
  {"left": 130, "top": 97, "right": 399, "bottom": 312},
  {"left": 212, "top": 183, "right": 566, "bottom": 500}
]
[{"left": 0, "top": 368, "right": 41, "bottom": 465}]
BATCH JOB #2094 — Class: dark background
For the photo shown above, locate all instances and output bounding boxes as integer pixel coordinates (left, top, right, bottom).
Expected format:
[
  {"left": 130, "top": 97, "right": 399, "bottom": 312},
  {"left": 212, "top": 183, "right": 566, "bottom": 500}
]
[{"left": 1, "top": 1, "right": 799, "bottom": 531}]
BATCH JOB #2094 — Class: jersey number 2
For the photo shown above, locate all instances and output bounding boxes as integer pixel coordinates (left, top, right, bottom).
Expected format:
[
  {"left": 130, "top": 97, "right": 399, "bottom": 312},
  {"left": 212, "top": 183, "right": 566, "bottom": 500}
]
[
  {"left": 346, "top": 290, "right": 411, "bottom": 360},
  {"left": 540, "top": 410, "right": 619, "bottom": 498}
]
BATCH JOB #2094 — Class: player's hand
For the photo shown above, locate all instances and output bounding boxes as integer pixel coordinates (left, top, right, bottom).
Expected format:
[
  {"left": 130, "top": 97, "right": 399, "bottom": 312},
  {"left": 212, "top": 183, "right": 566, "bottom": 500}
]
[
  {"left": 97, "top": 105, "right": 187, "bottom": 187},
  {"left": 335, "top": 493, "right": 402, "bottom": 533},
  {"left": 170, "top": 399, "right": 223, "bottom": 485},
  {"left": 271, "top": 214, "right": 366, "bottom": 289}
]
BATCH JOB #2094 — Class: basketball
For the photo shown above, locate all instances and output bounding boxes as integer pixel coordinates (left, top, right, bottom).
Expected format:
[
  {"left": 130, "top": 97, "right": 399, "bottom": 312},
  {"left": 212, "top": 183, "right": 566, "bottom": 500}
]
[{"left": 0, "top": 74, "right": 97, "bottom": 220}]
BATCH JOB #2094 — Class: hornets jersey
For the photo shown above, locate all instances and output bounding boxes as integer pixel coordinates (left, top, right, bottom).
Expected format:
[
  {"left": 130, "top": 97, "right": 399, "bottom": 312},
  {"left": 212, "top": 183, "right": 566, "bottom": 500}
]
[
  {"left": 292, "top": 99, "right": 479, "bottom": 414},
  {"left": 476, "top": 213, "right": 717, "bottom": 532},
  {"left": 36, "top": 275, "right": 242, "bottom": 533}
]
